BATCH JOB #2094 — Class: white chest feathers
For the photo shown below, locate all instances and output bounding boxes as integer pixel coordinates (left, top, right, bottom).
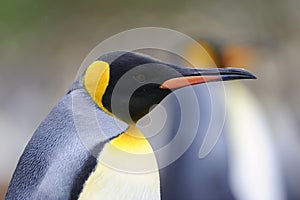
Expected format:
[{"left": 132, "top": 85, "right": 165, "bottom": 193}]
[{"left": 78, "top": 126, "right": 161, "bottom": 200}]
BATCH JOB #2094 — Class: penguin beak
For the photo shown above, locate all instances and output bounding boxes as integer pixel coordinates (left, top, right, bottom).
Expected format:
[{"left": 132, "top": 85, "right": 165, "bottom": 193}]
[{"left": 160, "top": 67, "right": 256, "bottom": 89}]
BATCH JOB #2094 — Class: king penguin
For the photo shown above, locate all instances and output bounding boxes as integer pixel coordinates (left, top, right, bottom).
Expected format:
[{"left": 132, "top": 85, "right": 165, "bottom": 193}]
[
  {"left": 159, "top": 40, "right": 285, "bottom": 200},
  {"left": 5, "top": 51, "right": 255, "bottom": 200}
]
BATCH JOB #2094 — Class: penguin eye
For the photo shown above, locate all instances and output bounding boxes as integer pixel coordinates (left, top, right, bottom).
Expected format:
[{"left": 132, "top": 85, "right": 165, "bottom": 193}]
[{"left": 133, "top": 74, "right": 146, "bottom": 83}]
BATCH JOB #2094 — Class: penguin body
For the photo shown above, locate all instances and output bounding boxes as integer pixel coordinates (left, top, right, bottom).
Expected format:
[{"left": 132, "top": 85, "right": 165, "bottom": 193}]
[
  {"left": 78, "top": 126, "right": 160, "bottom": 200},
  {"left": 5, "top": 89, "right": 127, "bottom": 199}
]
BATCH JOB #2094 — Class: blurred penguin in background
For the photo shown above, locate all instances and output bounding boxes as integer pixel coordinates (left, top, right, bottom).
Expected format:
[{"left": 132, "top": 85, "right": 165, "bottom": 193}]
[
  {"left": 243, "top": 41, "right": 300, "bottom": 200},
  {"left": 222, "top": 41, "right": 300, "bottom": 200},
  {"left": 150, "top": 39, "right": 288, "bottom": 200},
  {"left": 219, "top": 42, "right": 286, "bottom": 200}
]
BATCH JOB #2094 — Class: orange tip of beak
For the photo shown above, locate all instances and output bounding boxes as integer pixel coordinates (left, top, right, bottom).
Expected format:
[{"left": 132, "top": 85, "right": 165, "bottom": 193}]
[{"left": 159, "top": 76, "right": 221, "bottom": 90}]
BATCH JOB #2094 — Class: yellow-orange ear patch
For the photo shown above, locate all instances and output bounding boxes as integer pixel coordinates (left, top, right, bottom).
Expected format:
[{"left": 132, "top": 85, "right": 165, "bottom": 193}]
[
  {"left": 184, "top": 42, "right": 217, "bottom": 68},
  {"left": 84, "top": 61, "right": 110, "bottom": 113}
]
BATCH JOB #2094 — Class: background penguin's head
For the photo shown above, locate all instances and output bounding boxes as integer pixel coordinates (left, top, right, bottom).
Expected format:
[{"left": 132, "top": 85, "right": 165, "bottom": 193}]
[{"left": 83, "top": 51, "right": 255, "bottom": 123}]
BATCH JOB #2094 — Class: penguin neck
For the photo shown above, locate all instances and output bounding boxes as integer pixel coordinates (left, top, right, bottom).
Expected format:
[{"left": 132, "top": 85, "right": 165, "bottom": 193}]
[
  {"left": 110, "top": 125, "right": 155, "bottom": 154},
  {"left": 78, "top": 124, "right": 161, "bottom": 200}
]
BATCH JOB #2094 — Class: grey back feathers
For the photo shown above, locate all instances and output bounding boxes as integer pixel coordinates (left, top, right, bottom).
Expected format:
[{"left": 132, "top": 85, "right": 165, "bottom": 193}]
[{"left": 6, "top": 79, "right": 128, "bottom": 199}]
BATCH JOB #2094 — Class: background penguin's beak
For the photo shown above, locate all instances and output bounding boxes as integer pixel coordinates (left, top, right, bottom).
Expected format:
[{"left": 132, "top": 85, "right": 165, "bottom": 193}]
[{"left": 160, "top": 67, "right": 256, "bottom": 89}]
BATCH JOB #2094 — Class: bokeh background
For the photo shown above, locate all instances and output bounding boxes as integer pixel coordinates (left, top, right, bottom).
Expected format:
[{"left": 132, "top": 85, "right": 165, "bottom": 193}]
[{"left": 1, "top": 0, "right": 300, "bottom": 199}]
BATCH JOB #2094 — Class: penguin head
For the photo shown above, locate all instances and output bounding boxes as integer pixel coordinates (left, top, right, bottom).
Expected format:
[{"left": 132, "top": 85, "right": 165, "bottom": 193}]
[
  {"left": 83, "top": 51, "right": 255, "bottom": 123},
  {"left": 183, "top": 38, "right": 256, "bottom": 69}
]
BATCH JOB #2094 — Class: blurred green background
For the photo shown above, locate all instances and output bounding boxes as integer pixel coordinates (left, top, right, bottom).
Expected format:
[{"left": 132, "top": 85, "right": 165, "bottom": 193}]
[{"left": 1, "top": 0, "right": 300, "bottom": 199}]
